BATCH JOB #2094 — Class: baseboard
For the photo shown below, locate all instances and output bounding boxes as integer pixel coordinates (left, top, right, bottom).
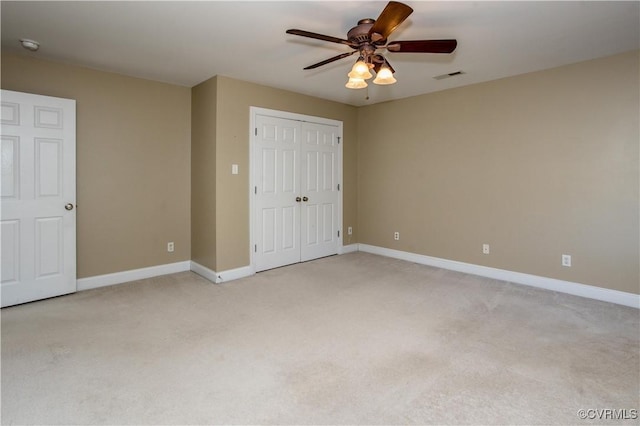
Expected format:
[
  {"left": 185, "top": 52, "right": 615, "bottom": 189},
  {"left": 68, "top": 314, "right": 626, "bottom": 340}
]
[
  {"left": 190, "top": 261, "right": 254, "bottom": 284},
  {"left": 190, "top": 261, "right": 218, "bottom": 283},
  {"left": 338, "top": 244, "right": 359, "bottom": 254},
  {"left": 76, "top": 247, "right": 639, "bottom": 309},
  {"left": 77, "top": 261, "right": 191, "bottom": 291},
  {"left": 215, "top": 265, "right": 254, "bottom": 283},
  {"left": 358, "top": 244, "right": 639, "bottom": 309}
]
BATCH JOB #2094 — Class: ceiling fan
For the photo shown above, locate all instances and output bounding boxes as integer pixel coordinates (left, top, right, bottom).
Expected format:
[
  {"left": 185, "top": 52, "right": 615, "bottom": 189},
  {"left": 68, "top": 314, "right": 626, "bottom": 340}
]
[{"left": 286, "top": 1, "right": 457, "bottom": 88}]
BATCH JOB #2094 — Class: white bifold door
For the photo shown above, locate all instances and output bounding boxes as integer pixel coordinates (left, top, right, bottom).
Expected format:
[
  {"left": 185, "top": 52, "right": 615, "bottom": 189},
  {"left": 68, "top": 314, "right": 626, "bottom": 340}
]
[
  {"left": 1, "top": 90, "right": 76, "bottom": 307},
  {"left": 253, "top": 112, "right": 341, "bottom": 272}
]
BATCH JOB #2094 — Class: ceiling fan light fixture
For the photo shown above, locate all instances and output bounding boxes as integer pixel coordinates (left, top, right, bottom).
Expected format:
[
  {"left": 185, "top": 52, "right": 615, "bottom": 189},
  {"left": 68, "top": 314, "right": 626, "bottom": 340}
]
[
  {"left": 347, "top": 60, "right": 372, "bottom": 80},
  {"left": 345, "top": 77, "right": 368, "bottom": 89},
  {"left": 373, "top": 66, "right": 397, "bottom": 85}
]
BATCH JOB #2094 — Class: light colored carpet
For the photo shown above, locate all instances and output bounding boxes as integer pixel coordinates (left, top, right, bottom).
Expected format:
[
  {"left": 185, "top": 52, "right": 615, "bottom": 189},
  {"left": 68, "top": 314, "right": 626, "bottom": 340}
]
[{"left": 1, "top": 252, "right": 638, "bottom": 425}]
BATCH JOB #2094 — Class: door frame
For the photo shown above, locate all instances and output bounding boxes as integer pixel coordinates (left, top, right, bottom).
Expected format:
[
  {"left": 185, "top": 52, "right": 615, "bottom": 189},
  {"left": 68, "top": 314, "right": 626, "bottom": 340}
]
[{"left": 249, "top": 106, "right": 343, "bottom": 273}]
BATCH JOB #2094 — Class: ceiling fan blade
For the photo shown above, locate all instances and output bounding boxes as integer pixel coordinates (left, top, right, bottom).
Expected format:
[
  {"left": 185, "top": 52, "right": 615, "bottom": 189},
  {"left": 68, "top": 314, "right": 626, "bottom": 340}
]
[
  {"left": 386, "top": 39, "right": 458, "bottom": 53},
  {"left": 286, "top": 29, "right": 354, "bottom": 46},
  {"left": 303, "top": 51, "right": 358, "bottom": 70},
  {"left": 368, "top": 1, "right": 414, "bottom": 43}
]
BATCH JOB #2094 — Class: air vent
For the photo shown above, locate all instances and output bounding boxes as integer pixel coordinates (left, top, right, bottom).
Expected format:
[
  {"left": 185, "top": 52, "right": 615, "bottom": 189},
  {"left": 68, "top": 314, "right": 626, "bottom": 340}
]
[{"left": 433, "top": 70, "right": 465, "bottom": 80}]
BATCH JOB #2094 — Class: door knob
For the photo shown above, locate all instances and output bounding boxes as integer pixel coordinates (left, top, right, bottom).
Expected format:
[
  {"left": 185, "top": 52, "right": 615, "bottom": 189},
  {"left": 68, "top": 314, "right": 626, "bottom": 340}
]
[
  {"left": 303, "top": 196, "right": 309, "bottom": 202},
  {"left": 295, "top": 197, "right": 301, "bottom": 202},
  {"left": 65, "top": 203, "right": 74, "bottom": 211}
]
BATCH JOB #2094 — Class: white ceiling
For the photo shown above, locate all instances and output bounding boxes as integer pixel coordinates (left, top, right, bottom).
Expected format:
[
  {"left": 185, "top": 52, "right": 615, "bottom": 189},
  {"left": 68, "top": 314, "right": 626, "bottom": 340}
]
[{"left": 2, "top": 1, "right": 638, "bottom": 106}]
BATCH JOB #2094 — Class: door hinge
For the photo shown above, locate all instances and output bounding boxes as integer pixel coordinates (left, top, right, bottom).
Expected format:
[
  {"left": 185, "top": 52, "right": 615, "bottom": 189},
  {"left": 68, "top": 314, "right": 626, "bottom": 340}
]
[
  {"left": 255, "top": 186, "right": 257, "bottom": 194},
  {"left": 337, "top": 230, "right": 340, "bottom": 237},
  {"left": 337, "top": 183, "right": 340, "bottom": 191},
  {"left": 255, "top": 128, "right": 258, "bottom": 136},
  {"left": 255, "top": 244, "right": 257, "bottom": 253},
  {"left": 337, "top": 137, "right": 341, "bottom": 144}
]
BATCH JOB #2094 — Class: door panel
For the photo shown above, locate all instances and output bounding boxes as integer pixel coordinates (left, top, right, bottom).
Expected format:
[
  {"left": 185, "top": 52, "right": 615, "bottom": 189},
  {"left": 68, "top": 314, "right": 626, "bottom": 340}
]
[
  {"left": 1, "top": 220, "right": 20, "bottom": 284},
  {"left": 1, "top": 90, "right": 76, "bottom": 307},
  {"left": 282, "top": 206, "right": 296, "bottom": 250},
  {"left": 35, "top": 138, "right": 63, "bottom": 197},
  {"left": 35, "top": 217, "right": 63, "bottom": 277},
  {"left": 322, "top": 203, "right": 334, "bottom": 242},
  {"left": 1, "top": 136, "right": 20, "bottom": 198}
]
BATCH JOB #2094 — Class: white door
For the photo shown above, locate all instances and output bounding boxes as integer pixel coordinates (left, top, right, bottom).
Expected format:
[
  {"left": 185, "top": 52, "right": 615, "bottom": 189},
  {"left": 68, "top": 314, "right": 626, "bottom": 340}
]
[
  {"left": 254, "top": 115, "right": 301, "bottom": 271},
  {"left": 253, "top": 111, "right": 341, "bottom": 272},
  {"left": 299, "top": 122, "right": 340, "bottom": 262},
  {"left": 1, "top": 90, "right": 76, "bottom": 307}
]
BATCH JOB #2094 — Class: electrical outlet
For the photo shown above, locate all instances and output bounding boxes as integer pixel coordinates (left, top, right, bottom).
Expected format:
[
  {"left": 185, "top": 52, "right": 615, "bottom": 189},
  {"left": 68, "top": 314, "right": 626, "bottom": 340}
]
[
  {"left": 562, "top": 254, "right": 571, "bottom": 267},
  {"left": 348, "top": 226, "right": 353, "bottom": 235},
  {"left": 394, "top": 232, "right": 400, "bottom": 241},
  {"left": 482, "top": 244, "right": 490, "bottom": 254},
  {"left": 167, "top": 242, "right": 175, "bottom": 253}
]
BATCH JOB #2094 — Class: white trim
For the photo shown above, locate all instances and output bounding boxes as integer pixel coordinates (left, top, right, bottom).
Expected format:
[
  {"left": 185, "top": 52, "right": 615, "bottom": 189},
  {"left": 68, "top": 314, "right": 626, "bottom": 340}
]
[
  {"left": 215, "top": 265, "right": 254, "bottom": 283},
  {"left": 78, "top": 261, "right": 254, "bottom": 292},
  {"left": 250, "top": 107, "right": 343, "bottom": 127},
  {"left": 358, "top": 244, "right": 639, "bottom": 309},
  {"left": 190, "top": 261, "right": 218, "bottom": 283},
  {"left": 190, "top": 261, "right": 254, "bottom": 284},
  {"left": 338, "top": 244, "right": 359, "bottom": 254},
  {"left": 77, "top": 261, "right": 191, "bottom": 291}
]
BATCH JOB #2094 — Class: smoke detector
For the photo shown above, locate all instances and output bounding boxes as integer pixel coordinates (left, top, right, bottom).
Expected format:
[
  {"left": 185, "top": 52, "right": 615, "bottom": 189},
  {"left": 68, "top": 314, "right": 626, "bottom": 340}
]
[{"left": 20, "top": 39, "right": 40, "bottom": 51}]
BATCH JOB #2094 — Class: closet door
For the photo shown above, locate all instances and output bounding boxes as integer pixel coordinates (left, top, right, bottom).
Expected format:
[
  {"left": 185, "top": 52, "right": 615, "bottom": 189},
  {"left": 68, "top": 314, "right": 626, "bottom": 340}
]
[
  {"left": 253, "top": 111, "right": 341, "bottom": 273},
  {"left": 254, "top": 115, "right": 301, "bottom": 272},
  {"left": 300, "top": 122, "right": 340, "bottom": 262}
]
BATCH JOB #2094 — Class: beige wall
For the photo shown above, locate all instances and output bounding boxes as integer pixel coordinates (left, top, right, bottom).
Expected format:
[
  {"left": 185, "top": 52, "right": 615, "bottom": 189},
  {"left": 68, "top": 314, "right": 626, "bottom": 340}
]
[
  {"left": 213, "top": 76, "right": 359, "bottom": 271},
  {"left": 357, "top": 50, "right": 639, "bottom": 294},
  {"left": 4, "top": 49, "right": 637, "bottom": 296},
  {"left": 1, "top": 53, "right": 192, "bottom": 278},
  {"left": 191, "top": 77, "right": 217, "bottom": 270}
]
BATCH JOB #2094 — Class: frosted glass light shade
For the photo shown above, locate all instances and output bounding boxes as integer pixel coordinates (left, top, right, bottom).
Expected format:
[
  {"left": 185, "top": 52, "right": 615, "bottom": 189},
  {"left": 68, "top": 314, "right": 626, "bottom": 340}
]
[
  {"left": 373, "top": 66, "right": 397, "bottom": 85},
  {"left": 345, "top": 77, "right": 368, "bottom": 89},
  {"left": 347, "top": 60, "right": 373, "bottom": 80}
]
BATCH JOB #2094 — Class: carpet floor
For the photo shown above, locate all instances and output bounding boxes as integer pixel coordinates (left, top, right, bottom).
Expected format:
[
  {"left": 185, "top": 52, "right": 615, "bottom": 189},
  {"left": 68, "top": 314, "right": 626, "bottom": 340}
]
[{"left": 1, "top": 252, "right": 638, "bottom": 425}]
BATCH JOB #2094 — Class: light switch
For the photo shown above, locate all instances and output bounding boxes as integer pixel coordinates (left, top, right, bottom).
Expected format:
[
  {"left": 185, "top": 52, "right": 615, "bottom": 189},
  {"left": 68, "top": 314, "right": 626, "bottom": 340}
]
[{"left": 232, "top": 164, "right": 239, "bottom": 175}]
